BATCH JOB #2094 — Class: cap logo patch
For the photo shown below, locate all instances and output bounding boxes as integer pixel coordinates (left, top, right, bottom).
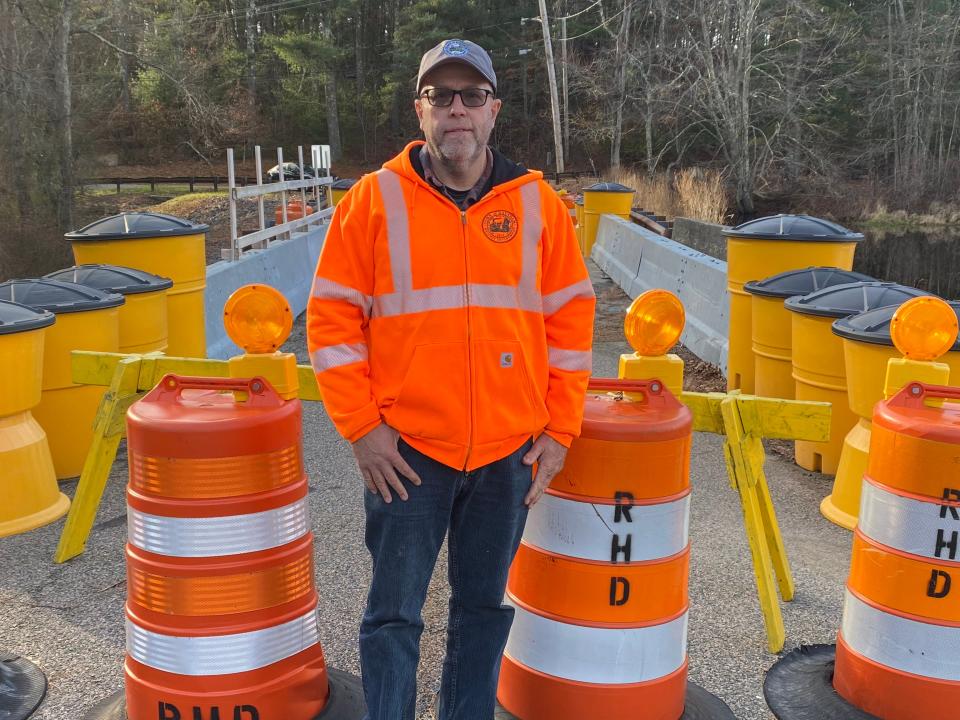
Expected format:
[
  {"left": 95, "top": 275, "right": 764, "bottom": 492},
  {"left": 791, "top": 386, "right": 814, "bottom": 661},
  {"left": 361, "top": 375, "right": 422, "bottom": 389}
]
[
  {"left": 482, "top": 210, "right": 519, "bottom": 243},
  {"left": 443, "top": 39, "right": 469, "bottom": 56}
]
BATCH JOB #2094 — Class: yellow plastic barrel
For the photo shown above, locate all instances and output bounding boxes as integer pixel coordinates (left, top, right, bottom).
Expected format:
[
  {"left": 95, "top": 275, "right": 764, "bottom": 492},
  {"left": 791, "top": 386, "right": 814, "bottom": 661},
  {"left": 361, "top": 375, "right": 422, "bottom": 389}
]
[
  {"left": 582, "top": 182, "right": 635, "bottom": 259},
  {"left": 0, "top": 300, "right": 70, "bottom": 537},
  {"left": 574, "top": 198, "right": 584, "bottom": 251},
  {"left": 785, "top": 282, "right": 929, "bottom": 475},
  {"left": 745, "top": 267, "right": 874, "bottom": 399},
  {"left": 65, "top": 212, "right": 208, "bottom": 357},
  {"left": 0, "top": 280, "right": 123, "bottom": 479},
  {"left": 44, "top": 265, "right": 173, "bottom": 354},
  {"left": 331, "top": 178, "right": 357, "bottom": 206},
  {"left": 824, "top": 302, "right": 960, "bottom": 529},
  {"left": 723, "top": 215, "right": 863, "bottom": 393}
]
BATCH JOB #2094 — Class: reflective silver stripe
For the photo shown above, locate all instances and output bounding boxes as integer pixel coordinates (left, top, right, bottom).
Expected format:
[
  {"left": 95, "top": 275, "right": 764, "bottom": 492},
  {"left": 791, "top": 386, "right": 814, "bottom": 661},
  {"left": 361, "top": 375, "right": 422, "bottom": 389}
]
[
  {"left": 470, "top": 283, "right": 538, "bottom": 311},
  {"left": 543, "top": 277, "right": 595, "bottom": 316},
  {"left": 522, "top": 491, "right": 689, "bottom": 562},
  {"left": 310, "top": 343, "right": 368, "bottom": 373},
  {"left": 504, "top": 595, "right": 687, "bottom": 684},
  {"left": 518, "top": 182, "right": 543, "bottom": 311},
  {"left": 841, "top": 589, "right": 960, "bottom": 681},
  {"left": 372, "top": 285, "right": 467, "bottom": 317},
  {"left": 859, "top": 479, "right": 960, "bottom": 561},
  {"left": 371, "top": 169, "right": 544, "bottom": 317},
  {"left": 127, "top": 607, "right": 319, "bottom": 675},
  {"left": 311, "top": 276, "right": 372, "bottom": 319},
  {"left": 376, "top": 170, "right": 412, "bottom": 295},
  {"left": 548, "top": 347, "right": 592, "bottom": 373},
  {"left": 128, "top": 497, "right": 308, "bottom": 557}
]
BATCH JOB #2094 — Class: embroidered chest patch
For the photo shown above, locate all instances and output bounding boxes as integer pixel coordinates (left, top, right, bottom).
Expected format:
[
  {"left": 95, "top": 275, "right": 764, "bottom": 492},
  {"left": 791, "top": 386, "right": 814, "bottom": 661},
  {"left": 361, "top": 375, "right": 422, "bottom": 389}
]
[{"left": 482, "top": 210, "right": 519, "bottom": 243}]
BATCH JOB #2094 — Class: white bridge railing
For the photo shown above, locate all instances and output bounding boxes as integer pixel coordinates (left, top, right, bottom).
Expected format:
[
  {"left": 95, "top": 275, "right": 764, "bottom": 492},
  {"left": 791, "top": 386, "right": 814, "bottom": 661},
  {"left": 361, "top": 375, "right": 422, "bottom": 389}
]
[{"left": 224, "top": 143, "right": 334, "bottom": 260}]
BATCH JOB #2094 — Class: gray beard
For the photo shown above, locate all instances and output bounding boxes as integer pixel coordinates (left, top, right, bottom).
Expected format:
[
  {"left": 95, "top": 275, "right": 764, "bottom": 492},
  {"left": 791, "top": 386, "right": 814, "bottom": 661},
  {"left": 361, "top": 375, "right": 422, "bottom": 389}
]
[{"left": 427, "top": 132, "right": 488, "bottom": 172}]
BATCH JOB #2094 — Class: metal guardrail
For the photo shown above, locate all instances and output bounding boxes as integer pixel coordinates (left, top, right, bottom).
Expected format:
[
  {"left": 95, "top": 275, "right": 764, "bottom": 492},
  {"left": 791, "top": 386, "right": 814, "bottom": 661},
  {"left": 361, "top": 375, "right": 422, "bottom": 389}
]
[{"left": 80, "top": 176, "right": 258, "bottom": 192}]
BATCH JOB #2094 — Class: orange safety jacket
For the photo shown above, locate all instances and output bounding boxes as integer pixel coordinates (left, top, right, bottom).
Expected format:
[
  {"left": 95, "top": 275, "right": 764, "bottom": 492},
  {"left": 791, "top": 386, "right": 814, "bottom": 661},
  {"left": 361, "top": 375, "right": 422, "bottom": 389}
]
[{"left": 307, "top": 141, "right": 596, "bottom": 471}]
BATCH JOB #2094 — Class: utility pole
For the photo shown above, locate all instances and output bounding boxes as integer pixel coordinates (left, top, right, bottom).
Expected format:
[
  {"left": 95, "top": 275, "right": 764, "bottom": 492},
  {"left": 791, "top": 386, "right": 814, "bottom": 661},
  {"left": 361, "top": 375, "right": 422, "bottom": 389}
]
[
  {"left": 561, "top": 13, "right": 569, "bottom": 160},
  {"left": 537, "top": 0, "right": 565, "bottom": 174}
]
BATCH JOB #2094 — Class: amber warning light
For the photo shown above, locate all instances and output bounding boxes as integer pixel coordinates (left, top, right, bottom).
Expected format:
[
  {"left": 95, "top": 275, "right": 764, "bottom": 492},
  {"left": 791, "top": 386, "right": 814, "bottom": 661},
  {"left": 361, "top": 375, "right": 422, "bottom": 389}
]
[
  {"left": 624, "top": 289, "right": 686, "bottom": 357},
  {"left": 223, "top": 284, "right": 294, "bottom": 354}
]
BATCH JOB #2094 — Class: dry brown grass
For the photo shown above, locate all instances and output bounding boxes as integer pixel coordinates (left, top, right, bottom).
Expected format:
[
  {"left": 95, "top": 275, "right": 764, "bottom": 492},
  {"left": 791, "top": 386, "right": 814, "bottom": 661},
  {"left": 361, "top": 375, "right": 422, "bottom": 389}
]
[{"left": 604, "top": 167, "right": 730, "bottom": 224}]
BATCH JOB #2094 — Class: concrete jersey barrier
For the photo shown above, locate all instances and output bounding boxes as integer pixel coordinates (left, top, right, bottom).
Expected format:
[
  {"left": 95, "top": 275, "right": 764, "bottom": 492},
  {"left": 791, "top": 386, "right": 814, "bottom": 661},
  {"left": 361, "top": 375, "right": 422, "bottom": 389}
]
[
  {"left": 205, "top": 225, "right": 328, "bottom": 359},
  {"left": 591, "top": 215, "right": 729, "bottom": 373}
]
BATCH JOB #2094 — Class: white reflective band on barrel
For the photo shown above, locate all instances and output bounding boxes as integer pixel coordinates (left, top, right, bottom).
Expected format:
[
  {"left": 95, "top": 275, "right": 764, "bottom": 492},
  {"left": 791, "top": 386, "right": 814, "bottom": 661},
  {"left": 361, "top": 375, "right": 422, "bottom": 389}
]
[
  {"left": 859, "top": 480, "right": 960, "bottom": 561},
  {"left": 504, "top": 596, "right": 687, "bottom": 684},
  {"left": 372, "top": 169, "right": 544, "bottom": 317},
  {"left": 841, "top": 589, "right": 960, "bottom": 681},
  {"left": 127, "top": 607, "right": 319, "bottom": 676},
  {"left": 522, "top": 491, "right": 689, "bottom": 562},
  {"left": 548, "top": 347, "right": 593, "bottom": 373},
  {"left": 128, "top": 497, "right": 308, "bottom": 557},
  {"left": 310, "top": 342, "right": 369, "bottom": 373}
]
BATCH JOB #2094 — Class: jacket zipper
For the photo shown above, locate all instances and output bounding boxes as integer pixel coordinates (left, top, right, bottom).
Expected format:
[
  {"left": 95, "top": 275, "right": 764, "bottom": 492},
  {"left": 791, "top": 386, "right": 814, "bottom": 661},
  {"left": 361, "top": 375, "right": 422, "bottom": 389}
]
[{"left": 461, "top": 209, "right": 474, "bottom": 470}]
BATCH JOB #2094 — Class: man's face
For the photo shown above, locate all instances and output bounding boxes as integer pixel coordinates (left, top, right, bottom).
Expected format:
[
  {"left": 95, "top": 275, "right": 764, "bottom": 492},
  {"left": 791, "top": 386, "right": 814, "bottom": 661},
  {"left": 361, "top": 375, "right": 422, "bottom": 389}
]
[{"left": 415, "top": 63, "right": 501, "bottom": 167}]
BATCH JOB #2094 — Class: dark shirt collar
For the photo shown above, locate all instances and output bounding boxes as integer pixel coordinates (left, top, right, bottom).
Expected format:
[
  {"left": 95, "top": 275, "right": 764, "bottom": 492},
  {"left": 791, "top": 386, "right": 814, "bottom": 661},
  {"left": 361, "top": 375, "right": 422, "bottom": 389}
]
[{"left": 419, "top": 144, "right": 493, "bottom": 209}]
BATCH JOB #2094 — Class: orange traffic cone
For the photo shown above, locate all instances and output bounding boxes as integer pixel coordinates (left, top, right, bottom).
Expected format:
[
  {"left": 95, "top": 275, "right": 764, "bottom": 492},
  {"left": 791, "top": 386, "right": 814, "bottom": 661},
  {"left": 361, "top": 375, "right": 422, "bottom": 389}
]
[
  {"left": 86, "top": 374, "right": 364, "bottom": 720},
  {"left": 765, "top": 381, "right": 960, "bottom": 719},
  {"left": 496, "top": 378, "right": 734, "bottom": 720}
]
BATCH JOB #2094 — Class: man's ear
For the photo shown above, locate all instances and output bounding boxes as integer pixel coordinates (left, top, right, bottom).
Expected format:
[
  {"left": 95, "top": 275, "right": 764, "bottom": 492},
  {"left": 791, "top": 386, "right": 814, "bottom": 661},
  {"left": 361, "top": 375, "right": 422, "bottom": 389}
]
[{"left": 414, "top": 97, "right": 425, "bottom": 126}]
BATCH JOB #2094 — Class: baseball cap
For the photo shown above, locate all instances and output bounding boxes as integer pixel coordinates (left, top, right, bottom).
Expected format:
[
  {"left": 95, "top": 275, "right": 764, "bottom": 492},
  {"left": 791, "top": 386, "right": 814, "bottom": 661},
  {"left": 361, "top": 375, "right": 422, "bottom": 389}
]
[{"left": 417, "top": 39, "right": 497, "bottom": 94}]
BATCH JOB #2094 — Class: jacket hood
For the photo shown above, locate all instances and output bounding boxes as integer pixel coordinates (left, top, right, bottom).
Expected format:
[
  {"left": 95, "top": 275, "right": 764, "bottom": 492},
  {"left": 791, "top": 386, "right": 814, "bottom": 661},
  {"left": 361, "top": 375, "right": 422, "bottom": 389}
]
[{"left": 383, "top": 141, "right": 541, "bottom": 194}]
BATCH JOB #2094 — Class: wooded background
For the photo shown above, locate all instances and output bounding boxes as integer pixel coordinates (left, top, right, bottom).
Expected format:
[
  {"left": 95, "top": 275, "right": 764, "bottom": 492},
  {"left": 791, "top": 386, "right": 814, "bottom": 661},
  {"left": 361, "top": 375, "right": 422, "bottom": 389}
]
[{"left": 2, "top": 0, "right": 960, "bottom": 233}]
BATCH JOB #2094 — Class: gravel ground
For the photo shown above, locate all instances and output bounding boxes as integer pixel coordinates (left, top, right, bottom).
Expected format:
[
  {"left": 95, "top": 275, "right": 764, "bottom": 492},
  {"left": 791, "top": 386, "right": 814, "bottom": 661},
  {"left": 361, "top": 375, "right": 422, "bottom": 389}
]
[{"left": 0, "top": 261, "right": 853, "bottom": 719}]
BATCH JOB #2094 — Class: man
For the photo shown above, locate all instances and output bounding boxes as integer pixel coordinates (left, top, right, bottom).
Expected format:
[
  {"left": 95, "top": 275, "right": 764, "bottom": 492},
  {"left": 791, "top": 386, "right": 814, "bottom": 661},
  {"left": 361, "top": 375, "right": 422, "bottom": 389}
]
[{"left": 307, "top": 38, "right": 595, "bottom": 720}]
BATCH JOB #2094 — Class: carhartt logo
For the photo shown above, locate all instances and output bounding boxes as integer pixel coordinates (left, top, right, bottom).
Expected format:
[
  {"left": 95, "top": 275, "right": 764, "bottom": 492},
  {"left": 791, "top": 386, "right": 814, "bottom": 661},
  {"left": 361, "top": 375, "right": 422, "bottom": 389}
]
[
  {"left": 500, "top": 352, "right": 514, "bottom": 368},
  {"left": 482, "top": 211, "right": 518, "bottom": 243}
]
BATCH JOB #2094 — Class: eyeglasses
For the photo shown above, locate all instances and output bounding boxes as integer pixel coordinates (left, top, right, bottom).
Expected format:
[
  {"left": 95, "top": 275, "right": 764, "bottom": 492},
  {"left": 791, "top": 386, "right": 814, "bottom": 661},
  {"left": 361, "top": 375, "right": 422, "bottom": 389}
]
[{"left": 419, "top": 87, "right": 494, "bottom": 108}]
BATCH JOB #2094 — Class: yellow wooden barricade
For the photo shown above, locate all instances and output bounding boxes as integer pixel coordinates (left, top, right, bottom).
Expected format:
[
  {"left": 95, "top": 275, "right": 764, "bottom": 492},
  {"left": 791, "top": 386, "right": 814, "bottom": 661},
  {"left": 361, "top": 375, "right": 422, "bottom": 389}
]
[{"left": 59, "top": 349, "right": 829, "bottom": 653}]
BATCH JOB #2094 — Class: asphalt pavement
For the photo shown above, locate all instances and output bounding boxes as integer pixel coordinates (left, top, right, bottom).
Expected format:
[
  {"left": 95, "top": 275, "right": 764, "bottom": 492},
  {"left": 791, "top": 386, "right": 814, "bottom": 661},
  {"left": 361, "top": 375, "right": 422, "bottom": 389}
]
[{"left": 0, "top": 261, "right": 854, "bottom": 719}]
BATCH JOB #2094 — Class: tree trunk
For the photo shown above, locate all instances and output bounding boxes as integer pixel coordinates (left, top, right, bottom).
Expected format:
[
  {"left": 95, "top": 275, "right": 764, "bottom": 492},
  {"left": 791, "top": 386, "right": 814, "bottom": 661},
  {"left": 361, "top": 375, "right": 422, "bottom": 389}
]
[
  {"left": 0, "top": 0, "right": 31, "bottom": 218},
  {"left": 610, "top": 1, "right": 633, "bottom": 169},
  {"left": 55, "top": 0, "right": 74, "bottom": 230},
  {"left": 324, "top": 68, "right": 342, "bottom": 162},
  {"left": 245, "top": 0, "right": 257, "bottom": 115}
]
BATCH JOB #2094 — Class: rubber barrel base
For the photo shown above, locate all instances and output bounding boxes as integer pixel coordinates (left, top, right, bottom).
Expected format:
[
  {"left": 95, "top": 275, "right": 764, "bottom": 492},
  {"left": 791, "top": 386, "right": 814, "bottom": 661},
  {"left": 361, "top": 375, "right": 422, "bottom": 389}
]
[
  {"left": 84, "top": 667, "right": 366, "bottom": 720},
  {"left": 494, "top": 681, "right": 737, "bottom": 719},
  {"left": 0, "top": 651, "right": 47, "bottom": 720},
  {"left": 763, "top": 644, "right": 878, "bottom": 719}
]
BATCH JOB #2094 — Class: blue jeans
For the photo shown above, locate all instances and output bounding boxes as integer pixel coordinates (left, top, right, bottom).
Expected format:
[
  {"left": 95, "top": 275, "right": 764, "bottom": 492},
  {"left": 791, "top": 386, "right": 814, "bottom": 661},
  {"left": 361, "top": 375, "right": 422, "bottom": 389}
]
[{"left": 359, "top": 437, "right": 533, "bottom": 720}]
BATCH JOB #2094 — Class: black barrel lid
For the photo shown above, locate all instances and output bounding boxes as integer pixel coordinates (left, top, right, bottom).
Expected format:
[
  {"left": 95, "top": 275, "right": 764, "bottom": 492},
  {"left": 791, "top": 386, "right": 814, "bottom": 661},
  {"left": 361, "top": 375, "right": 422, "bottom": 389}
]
[
  {"left": 64, "top": 212, "right": 208, "bottom": 241},
  {"left": 0, "top": 279, "right": 125, "bottom": 314},
  {"left": 744, "top": 267, "right": 876, "bottom": 299},
  {"left": 0, "top": 299, "right": 55, "bottom": 335},
  {"left": 833, "top": 300, "right": 960, "bottom": 350},
  {"left": 784, "top": 282, "right": 930, "bottom": 319},
  {"left": 723, "top": 214, "right": 864, "bottom": 242},
  {"left": 583, "top": 182, "right": 634, "bottom": 193},
  {"left": 43, "top": 264, "right": 173, "bottom": 295},
  {"left": 332, "top": 178, "right": 357, "bottom": 189}
]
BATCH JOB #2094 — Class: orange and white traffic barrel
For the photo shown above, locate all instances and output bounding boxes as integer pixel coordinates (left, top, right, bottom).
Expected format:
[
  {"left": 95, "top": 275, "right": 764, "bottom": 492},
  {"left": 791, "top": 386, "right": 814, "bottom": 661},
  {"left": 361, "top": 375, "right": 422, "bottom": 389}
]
[
  {"left": 87, "top": 374, "right": 364, "bottom": 720},
  {"left": 496, "top": 378, "right": 734, "bottom": 720},
  {"left": 765, "top": 381, "right": 960, "bottom": 719}
]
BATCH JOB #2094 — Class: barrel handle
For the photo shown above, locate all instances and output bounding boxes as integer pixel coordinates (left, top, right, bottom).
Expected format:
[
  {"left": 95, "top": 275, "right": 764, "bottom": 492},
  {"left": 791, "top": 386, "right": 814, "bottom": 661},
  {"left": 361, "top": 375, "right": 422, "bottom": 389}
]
[
  {"left": 586, "top": 377, "right": 680, "bottom": 408},
  {"left": 888, "top": 381, "right": 960, "bottom": 408},
  {"left": 143, "top": 373, "right": 284, "bottom": 407}
]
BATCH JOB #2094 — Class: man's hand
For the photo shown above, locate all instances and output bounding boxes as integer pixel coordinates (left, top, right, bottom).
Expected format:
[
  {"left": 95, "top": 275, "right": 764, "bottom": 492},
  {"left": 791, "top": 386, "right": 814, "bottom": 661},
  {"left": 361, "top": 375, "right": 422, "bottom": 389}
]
[
  {"left": 522, "top": 434, "right": 568, "bottom": 507},
  {"left": 352, "top": 423, "right": 422, "bottom": 503}
]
